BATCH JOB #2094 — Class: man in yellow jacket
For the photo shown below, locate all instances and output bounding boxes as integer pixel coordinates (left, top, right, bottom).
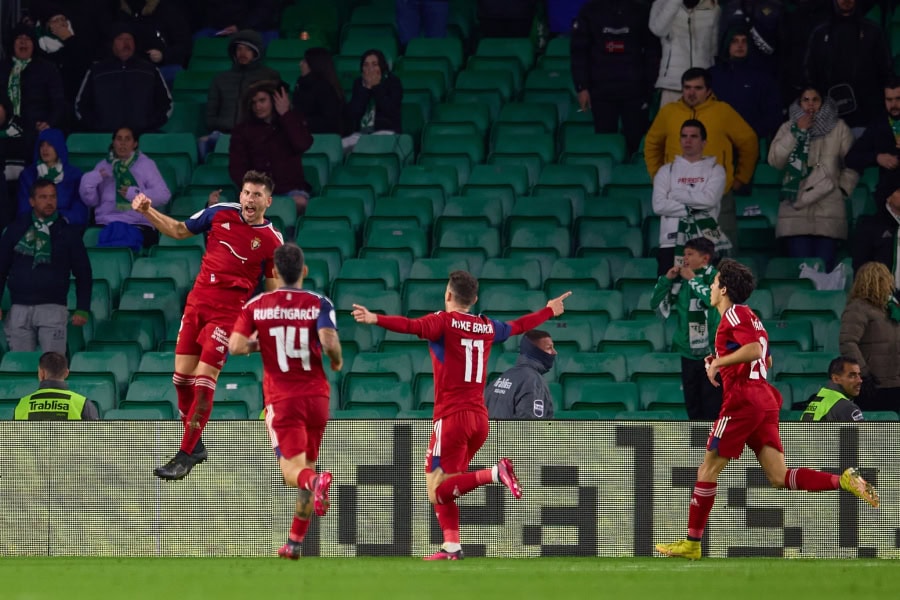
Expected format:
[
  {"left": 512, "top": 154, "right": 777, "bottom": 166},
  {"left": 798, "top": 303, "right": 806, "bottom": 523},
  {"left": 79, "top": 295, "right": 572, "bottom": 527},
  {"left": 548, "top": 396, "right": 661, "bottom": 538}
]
[
  {"left": 14, "top": 352, "right": 98, "bottom": 420},
  {"left": 645, "top": 67, "right": 759, "bottom": 252}
]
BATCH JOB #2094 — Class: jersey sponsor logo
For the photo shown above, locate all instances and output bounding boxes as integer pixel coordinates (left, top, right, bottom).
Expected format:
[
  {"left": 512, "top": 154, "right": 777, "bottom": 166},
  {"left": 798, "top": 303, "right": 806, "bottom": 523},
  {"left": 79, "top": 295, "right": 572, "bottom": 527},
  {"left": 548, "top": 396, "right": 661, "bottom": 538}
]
[
  {"left": 493, "top": 377, "right": 512, "bottom": 393},
  {"left": 533, "top": 398, "right": 545, "bottom": 418},
  {"left": 28, "top": 400, "right": 71, "bottom": 411},
  {"left": 212, "top": 326, "right": 230, "bottom": 345},
  {"left": 451, "top": 318, "right": 493, "bottom": 334},
  {"left": 251, "top": 237, "right": 261, "bottom": 250}
]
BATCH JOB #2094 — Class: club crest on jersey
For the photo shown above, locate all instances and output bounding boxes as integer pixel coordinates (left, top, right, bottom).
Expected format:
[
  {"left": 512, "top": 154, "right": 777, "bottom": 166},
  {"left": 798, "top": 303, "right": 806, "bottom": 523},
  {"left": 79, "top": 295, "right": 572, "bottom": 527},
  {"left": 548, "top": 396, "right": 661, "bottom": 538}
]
[{"left": 251, "top": 237, "right": 261, "bottom": 250}]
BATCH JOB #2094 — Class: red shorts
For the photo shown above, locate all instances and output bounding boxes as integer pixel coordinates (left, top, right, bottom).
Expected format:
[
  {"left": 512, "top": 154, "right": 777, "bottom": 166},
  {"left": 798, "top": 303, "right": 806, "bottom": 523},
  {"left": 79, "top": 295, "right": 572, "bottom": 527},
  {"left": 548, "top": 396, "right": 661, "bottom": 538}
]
[
  {"left": 175, "top": 303, "right": 235, "bottom": 369},
  {"left": 265, "top": 397, "right": 329, "bottom": 461},
  {"left": 425, "top": 410, "right": 489, "bottom": 474},
  {"left": 707, "top": 384, "right": 784, "bottom": 459}
]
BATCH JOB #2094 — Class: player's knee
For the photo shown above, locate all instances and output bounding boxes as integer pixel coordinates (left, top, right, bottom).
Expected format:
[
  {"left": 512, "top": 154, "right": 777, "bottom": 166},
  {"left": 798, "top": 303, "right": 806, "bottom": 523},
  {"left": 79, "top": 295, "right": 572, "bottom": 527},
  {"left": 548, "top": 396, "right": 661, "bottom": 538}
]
[{"left": 766, "top": 471, "right": 786, "bottom": 489}]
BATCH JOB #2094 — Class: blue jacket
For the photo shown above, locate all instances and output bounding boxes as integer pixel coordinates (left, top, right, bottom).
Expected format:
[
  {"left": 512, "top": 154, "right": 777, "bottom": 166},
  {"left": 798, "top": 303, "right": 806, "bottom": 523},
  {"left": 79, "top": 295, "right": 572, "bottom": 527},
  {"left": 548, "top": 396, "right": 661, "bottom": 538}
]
[
  {"left": 0, "top": 212, "right": 92, "bottom": 311},
  {"left": 16, "top": 128, "right": 88, "bottom": 226},
  {"left": 709, "top": 58, "right": 782, "bottom": 140}
]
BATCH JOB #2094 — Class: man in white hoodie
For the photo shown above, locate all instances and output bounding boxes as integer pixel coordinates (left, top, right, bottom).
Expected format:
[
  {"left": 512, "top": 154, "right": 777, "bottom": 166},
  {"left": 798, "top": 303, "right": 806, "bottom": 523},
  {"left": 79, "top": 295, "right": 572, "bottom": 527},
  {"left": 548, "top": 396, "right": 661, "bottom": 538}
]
[{"left": 652, "top": 119, "right": 726, "bottom": 276}]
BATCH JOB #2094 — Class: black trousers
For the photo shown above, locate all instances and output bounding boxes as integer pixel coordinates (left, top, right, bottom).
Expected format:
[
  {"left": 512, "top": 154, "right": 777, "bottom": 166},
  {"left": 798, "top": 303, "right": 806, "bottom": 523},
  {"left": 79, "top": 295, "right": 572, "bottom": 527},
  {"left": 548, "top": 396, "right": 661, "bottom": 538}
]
[
  {"left": 590, "top": 95, "right": 649, "bottom": 159},
  {"left": 682, "top": 356, "right": 722, "bottom": 420}
]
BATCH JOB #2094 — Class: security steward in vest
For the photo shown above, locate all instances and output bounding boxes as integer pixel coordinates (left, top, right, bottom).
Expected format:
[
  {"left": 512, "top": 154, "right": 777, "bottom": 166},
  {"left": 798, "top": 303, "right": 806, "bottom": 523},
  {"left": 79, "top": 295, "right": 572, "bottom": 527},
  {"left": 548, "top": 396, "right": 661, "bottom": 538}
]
[
  {"left": 14, "top": 351, "right": 98, "bottom": 420},
  {"left": 801, "top": 356, "right": 864, "bottom": 422}
]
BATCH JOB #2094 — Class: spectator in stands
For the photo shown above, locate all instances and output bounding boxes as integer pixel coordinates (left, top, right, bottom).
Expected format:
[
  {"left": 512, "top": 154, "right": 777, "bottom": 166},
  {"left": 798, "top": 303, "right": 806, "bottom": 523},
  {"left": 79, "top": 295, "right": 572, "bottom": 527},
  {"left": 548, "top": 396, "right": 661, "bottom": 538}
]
[
  {"left": 0, "top": 22, "right": 67, "bottom": 163},
  {"left": 75, "top": 23, "right": 172, "bottom": 134},
  {"left": 570, "top": 0, "right": 659, "bottom": 158},
  {"left": 851, "top": 187, "right": 900, "bottom": 279},
  {"left": 16, "top": 128, "right": 88, "bottom": 228},
  {"left": 839, "top": 261, "right": 900, "bottom": 412},
  {"left": 649, "top": 0, "right": 720, "bottom": 107},
  {"left": 0, "top": 92, "right": 13, "bottom": 231},
  {"left": 804, "top": 0, "right": 890, "bottom": 135},
  {"left": 846, "top": 78, "right": 900, "bottom": 210},
  {"left": 200, "top": 29, "right": 279, "bottom": 162},
  {"left": 14, "top": 351, "right": 99, "bottom": 421},
  {"left": 650, "top": 236, "right": 722, "bottom": 420},
  {"left": 477, "top": 0, "right": 540, "bottom": 38},
  {"left": 485, "top": 329, "right": 556, "bottom": 419},
  {"left": 343, "top": 49, "right": 403, "bottom": 152},
  {"left": 0, "top": 180, "right": 91, "bottom": 355},
  {"left": 799, "top": 356, "right": 864, "bottom": 421},
  {"left": 709, "top": 26, "right": 782, "bottom": 142},
  {"left": 229, "top": 80, "right": 314, "bottom": 214},
  {"left": 293, "top": 47, "right": 346, "bottom": 136},
  {"left": 113, "top": 0, "right": 191, "bottom": 88},
  {"left": 652, "top": 120, "right": 728, "bottom": 275},
  {"left": 767, "top": 85, "right": 857, "bottom": 271},
  {"left": 79, "top": 126, "right": 172, "bottom": 250},
  {"left": 781, "top": 0, "right": 831, "bottom": 106},
  {"left": 397, "top": 0, "right": 450, "bottom": 46},
  {"left": 32, "top": 2, "right": 100, "bottom": 120},
  {"left": 718, "top": 0, "right": 785, "bottom": 77},
  {"left": 645, "top": 67, "right": 758, "bottom": 253},
  {"left": 191, "top": 0, "right": 281, "bottom": 47}
]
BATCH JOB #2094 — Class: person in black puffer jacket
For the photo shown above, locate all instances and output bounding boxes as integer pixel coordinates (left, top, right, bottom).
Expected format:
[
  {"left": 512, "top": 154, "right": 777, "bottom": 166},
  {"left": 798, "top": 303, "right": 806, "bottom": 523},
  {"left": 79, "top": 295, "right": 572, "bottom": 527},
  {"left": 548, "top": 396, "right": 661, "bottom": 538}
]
[{"left": 293, "top": 47, "right": 346, "bottom": 136}]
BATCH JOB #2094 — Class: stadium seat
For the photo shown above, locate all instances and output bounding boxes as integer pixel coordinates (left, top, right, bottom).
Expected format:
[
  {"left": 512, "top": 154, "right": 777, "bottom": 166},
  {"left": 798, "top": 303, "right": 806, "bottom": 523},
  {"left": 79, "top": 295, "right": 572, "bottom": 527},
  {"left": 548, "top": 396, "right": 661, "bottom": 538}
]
[
  {"left": 69, "top": 351, "right": 133, "bottom": 399},
  {"left": 780, "top": 290, "right": 847, "bottom": 326},
  {"left": 137, "top": 352, "right": 175, "bottom": 373},
  {"left": 598, "top": 320, "right": 666, "bottom": 368},
  {"left": 544, "top": 258, "right": 612, "bottom": 296},
  {"left": 746, "top": 289, "right": 775, "bottom": 320},
  {"left": 505, "top": 224, "right": 571, "bottom": 277},
  {"left": 215, "top": 373, "right": 262, "bottom": 415},
  {"left": 220, "top": 353, "right": 263, "bottom": 380},
  {"left": 479, "top": 258, "right": 543, "bottom": 292},
  {"left": 764, "top": 320, "right": 814, "bottom": 352},
  {"left": 577, "top": 226, "right": 644, "bottom": 259},
  {"left": 489, "top": 131, "right": 555, "bottom": 188},
  {"left": 333, "top": 258, "right": 401, "bottom": 295},
  {"left": 342, "top": 380, "right": 413, "bottom": 417},
  {"left": 345, "top": 134, "right": 415, "bottom": 188},
  {"left": 328, "top": 164, "right": 391, "bottom": 199},
  {"left": 555, "top": 289, "right": 625, "bottom": 340},
  {"left": 378, "top": 329, "right": 430, "bottom": 355},
  {"left": 141, "top": 133, "right": 198, "bottom": 191},
  {"left": 508, "top": 195, "right": 573, "bottom": 230},
  {"left": 161, "top": 101, "right": 206, "bottom": 139},
  {"left": 438, "top": 196, "right": 504, "bottom": 238},
  {"left": 343, "top": 352, "right": 414, "bottom": 403},
  {"left": 96, "top": 314, "right": 159, "bottom": 352},
  {"left": 558, "top": 352, "right": 628, "bottom": 384},
  {"left": 295, "top": 228, "right": 357, "bottom": 278},
  {"left": 129, "top": 256, "right": 193, "bottom": 300},
  {"left": 0, "top": 351, "right": 43, "bottom": 373},
  {"left": 630, "top": 352, "right": 683, "bottom": 389},
  {"left": 404, "top": 36, "right": 464, "bottom": 73},
  {"left": 368, "top": 196, "right": 434, "bottom": 237},
  {"left": 431, "top": 102, "right": 491, "bottom": 137},
  {"left": 403, "top": 280, "right": 454, "bottom": 316},
  {"left": 172, "top": 69, "right": 216, "bottom": 103},
  {"left": 562, "top": 380, "right": 639, "bottom": 413},
  {"left": 532, "top": 164, "right": 598, "bottom": 215},
  {"left": 394, "top": 164, "right": 459, "bottom": 209},
  {"left": 333, "top": 289, "right": 402, "bottom": 316},
  {"left": 104, "top": 406, "right": 172, "bottom": 420},
  {"left": 87, "top": 247, "right": 134, "bottom": 304},
  {"left": 303, "top": 195, "right": 367, "bottom": 233},
  {"left": 185, "top": 165, "right": 237, "bottom": 199},
  {"left": 638, "top": 380, "right": 686, "bottom": 412}
]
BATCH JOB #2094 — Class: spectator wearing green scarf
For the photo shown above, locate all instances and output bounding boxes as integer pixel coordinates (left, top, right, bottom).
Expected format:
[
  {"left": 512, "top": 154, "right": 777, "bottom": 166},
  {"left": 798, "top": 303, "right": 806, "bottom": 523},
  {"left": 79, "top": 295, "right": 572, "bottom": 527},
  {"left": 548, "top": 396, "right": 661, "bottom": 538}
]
[{"left": 0, "top": 180, "right": 92, "bottom": 354}]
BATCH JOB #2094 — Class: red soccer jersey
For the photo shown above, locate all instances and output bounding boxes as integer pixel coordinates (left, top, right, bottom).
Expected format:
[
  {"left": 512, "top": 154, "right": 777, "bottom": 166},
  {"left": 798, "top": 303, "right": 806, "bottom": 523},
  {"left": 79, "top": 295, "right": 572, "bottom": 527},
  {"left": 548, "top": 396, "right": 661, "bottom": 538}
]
[
  {"left": 716, "top": 304, "right": 777, "bottom": 408},
  {"left": 233, "top": 287, "right": 337, "bottom": 404},
  {"left": 184, "top": 203, "right": 283, "bottom": 310},
  {"left": 376, "top": 308, "right": 554, "bottom": 420}
]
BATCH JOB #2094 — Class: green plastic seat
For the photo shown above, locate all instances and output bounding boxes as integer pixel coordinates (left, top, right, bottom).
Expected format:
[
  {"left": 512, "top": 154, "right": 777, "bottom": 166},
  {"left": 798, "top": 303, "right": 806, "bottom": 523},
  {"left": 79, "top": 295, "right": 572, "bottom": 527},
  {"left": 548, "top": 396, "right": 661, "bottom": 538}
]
[
  {"left": 638, "top": 380, "right": 687, "bottom": 411},
  {"left": 773, "top": 351, "right": 832, "bottom": 384},
  {"left": 431, "top": 102, "right": 491, "bottom": 137},
  {"left": 220, "top": 353, "right": 263, "bottom": 380},
  {"left": 454, "top": 68, "right": 515, "bottom": 103},
  {"left": 147, "top": 246, "right": 203, "bottom": 280},
  {"left": 69, "top": 350, "right": 133, "bottom": 399},
  {"left": 137, "top": 351, "right": 175, "bottom": 373},
  {"left": 764, "top": 319, "right": 814, "bottom": 352},
  {"left": 489, "top": 132, "right": 555, "bottom": 187},
  {"left": 746, "top": 289, "right": 775, "bottom": 320},
  {"left": 475, "top": 37, "right": 535, "bottom": 71},
  {"left": 327, "top": 164, "right": 391, "bottom": 199},
  {"left": 168, "top": 195, "right": 209, "bottom": 218},
  {"left": 345, "top": 134, "right": 415, "bottom": 188},
  {"left": 576, "top": 226, "right": 643, "bottom": 260},
  {"left": 508, "top": 196, "right": 573, "bottom": 232},
  {"left": 333, "top": 288, "right": 402, "bottom": 315},
  {"left": 209, "top": 400, "right": 251, "bottom": 420},
  {"left": 439, "top": 196, "right": 503, "bottom": 231},
  {"left": 365, "top": 227, "right": 429, "bottom": 258},
  {"left": 0, "top": 351, "right": 44, "bottom": 373},
  {"left": 67, "top": 279, "right": 111, "bottom": 323},
  {"left": 141, "top": 133, "right": 197, "bottom": 190},
  {"left": 303, "top": 134, "right": 344, "bottom": 189},
  {"left": 563, "top": 380, "right": 639, "bottom": 412},
  {"left": 435, "top": 224, "right": 501, "bottom": 262},
  {"left": 342, "top": 380, "right": 413, "bottom": 417},
  {"left": 334, "top": 258, "right": 401, "bottom": 292},
  {"left": 295, "top": 228, "right": 357, "bottom": 277},
  {"left": 533, "top": 164, "right": 599, "bottom": 211},
  {"left": 479, "top": 258, "right": 543, "bottom": 292},
  {"left": 404, "top": 37, "right": 464, "bottom": 73},
  {"left": 104, "top": 406, "right": 172, "bottom": 420},
  {"left": 172, "top": 69, "right": 216, "bottom": 103},
  {"left": 302, "top": 195, "right": 367, "bottom": 233},
  {"left": 395, "top": 165, "right": 459, "bottom": 203},
  {"left": 544, "top": 258, "right": 612, "bottom": 295},
  {"left": 129, "top": 256, "right": 193, "bottom": 299},
  {"left": 161, "top": 101, "right": 207, "bottom": 138},
  {"left": 780, "top": 290, "right": 846, "bottom": 326},
  {"left": 87, "top": 247, "right": 134, "bottom": 304},
  {"left": 126, "top": 373, "right": 178, "bottom": 406},
  {"left": 215, "top": 373, "right": 262, "bottom": 415},
  {"left": 477, "top": 289, "right": 547, "bottom": 318},
  {"left": 558, "top": 352, "right": 628, "bottom": 383},
  {"left": 598, "top": 320, "right": 666, "bottom": 364}
]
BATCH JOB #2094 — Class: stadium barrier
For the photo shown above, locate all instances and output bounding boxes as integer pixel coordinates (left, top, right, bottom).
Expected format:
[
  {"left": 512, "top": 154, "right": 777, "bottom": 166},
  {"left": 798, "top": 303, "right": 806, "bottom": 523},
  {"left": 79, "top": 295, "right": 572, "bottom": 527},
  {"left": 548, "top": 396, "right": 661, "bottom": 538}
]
[{"left": 1, "top": 421, "right": 897, "bottom": 558}]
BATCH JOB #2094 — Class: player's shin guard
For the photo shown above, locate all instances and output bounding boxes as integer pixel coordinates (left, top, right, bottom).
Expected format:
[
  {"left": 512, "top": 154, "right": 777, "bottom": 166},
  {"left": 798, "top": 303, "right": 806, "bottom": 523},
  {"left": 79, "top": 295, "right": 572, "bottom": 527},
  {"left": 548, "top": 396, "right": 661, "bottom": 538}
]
[
  {"left": 434, "top": 469, "right": 493, "bottom": 503},
  {"left": 434, "top": 501, "right": 460, "bottom": 546},
  {"left": 179, "top": 375, "right": 216, "bottom": 454},
  {"left": 785, "top": 468, "right": 839, "bottom": 491},
  {"left": 687, "top": 482, "right": 717, "bottom": 540},
  {"left": 173, "top": 372, "right": 195, "bottom": 422},
  {"left": 289, "top": 516, "right": 310, "bottom": 544}
]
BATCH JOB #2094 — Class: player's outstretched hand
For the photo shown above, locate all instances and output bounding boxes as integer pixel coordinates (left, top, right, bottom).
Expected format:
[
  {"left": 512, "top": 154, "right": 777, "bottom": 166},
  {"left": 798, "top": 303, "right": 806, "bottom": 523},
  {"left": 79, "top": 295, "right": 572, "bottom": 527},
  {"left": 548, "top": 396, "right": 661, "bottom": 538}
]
[
  {"left": 351, "top": 303, "right": 377, "bottom": 324},
  {"left": 131, "top": 193, "right": 152, "bottom": 214},
  {"left": 546, "top": 291, "right": 572, "bottom": 317},
  {"left": 705, "top": 356, "right": 721, "bottom": 388}
]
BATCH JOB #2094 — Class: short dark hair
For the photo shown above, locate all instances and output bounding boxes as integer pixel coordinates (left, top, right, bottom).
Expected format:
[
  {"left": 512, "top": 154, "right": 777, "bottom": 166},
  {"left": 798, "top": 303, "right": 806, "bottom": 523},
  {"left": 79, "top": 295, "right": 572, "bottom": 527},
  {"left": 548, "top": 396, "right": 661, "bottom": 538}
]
[
  {"left": 30, "top": 179, "right": 56, "bottom": 197},
  {"left": 274, "top": 243, "right": 304, "bottom": 285},
  {"left": 716, "top": 258, "right": 756, "bottom": 304},
  {"left": 243, "top": 170, "right": 274, "bottom": 195},
  {"left": 39, "top": 352, "right": 68, "bottom": 379},
  {"left": 682, "top": 67, "right": 711, "bottom": 88},
  {"left": 448, "top": 270, "right": 478, "bottom": 307},
  {"left": 681, "top": 119, "right": 707, "bottom": 141},
  {"left": 885, "top": 75, "right": 900, "bottom": 90},
  {"left": 684, "top": 237, "right": 715, "bottom": 257},
  {"left": 524, "top": 329, "right": 551, "bottom": 343},
  {"left": 112, "top": 125, "right": 139, "bottom": 143},
  {"left": 829, "top": 356, "right": 860, "bottom": 378}
]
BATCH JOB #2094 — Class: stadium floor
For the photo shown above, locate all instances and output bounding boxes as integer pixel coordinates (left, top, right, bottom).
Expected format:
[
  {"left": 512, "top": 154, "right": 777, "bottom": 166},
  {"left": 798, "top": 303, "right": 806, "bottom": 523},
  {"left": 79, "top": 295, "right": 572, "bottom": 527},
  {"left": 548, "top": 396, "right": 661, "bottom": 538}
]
[{"left": 1, "top": 556, "right": 897, "bottom": 599}]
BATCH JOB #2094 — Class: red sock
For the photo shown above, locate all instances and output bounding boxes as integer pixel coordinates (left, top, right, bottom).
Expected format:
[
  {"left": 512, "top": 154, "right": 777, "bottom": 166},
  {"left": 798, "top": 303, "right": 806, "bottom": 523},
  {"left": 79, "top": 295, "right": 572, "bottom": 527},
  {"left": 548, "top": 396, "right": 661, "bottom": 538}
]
[
  {"left": 687, "top": 482, "right": 717, "bottom": 540},
  {"left": 434, "top": 469, "right": 493, "bottom": 504},
  {"left": 296, "top": 468, "right": 317, "bottom": 490},
  {"left": 289, "top": 516, "right": 310, "bottom": 543},
  {"left": 172, "top": 372, "right": 195, "bottom": 422},
  {"left": 434, "top": 502, "right": 460, "bottom": 545},
  {"left": 180, "top": 375, "right": 216, "bottom": 453},
  {"left": 785, "top": 468, "right": 839, "bottom": 491}
]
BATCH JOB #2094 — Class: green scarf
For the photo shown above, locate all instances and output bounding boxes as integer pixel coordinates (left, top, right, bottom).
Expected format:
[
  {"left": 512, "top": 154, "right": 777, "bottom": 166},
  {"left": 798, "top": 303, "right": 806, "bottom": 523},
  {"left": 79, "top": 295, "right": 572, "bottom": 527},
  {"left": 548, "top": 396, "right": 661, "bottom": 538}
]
[
  {"left": 360, "top": 98, "right": 376, "bottom": 134},
  {"left": 890, "top": 116, "right": 900, "bottom": 143},
  {"left": 658, "top": 264, "right": 717, "bottom": 354},
  {"left": 780, "top": 123, "right": 811, "bottom": 203},
  {"left": 674, "top": 209, "right": 732, "bottom": 263},
  {"left": 36, "top": 161, "right": 63, "bottom": 183},
  {"left": 889, "top": 296, "right": 900, "bottom": 323},
  {"left": 110, "top": 150, "right": 139, "bottom": 211},
  {"left": 15, "top": 211, "right": 58, "bottom": 267},
  {"left": 8, "top": 57, "right": 29, "bottom": 115}
]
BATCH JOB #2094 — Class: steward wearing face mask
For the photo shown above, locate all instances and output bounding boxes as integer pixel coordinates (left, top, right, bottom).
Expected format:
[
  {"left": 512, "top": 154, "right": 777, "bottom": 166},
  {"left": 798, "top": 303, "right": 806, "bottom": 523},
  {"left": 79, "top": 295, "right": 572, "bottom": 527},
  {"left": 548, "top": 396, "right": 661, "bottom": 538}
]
[{"left": 485, "top": 330, "right": 556, "bottom": 419}]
